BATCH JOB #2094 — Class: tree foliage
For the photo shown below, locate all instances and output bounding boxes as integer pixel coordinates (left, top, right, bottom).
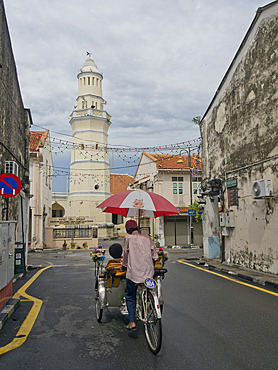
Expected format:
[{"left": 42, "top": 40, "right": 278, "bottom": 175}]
[{"left": 192, "top": 116, "right": 201, "bottom": 125}]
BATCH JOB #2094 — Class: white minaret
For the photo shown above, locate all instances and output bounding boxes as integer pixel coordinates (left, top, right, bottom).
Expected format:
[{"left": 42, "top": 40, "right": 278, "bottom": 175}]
[{"left": 68, "top": 55, "right": 112, "bottom": 237}]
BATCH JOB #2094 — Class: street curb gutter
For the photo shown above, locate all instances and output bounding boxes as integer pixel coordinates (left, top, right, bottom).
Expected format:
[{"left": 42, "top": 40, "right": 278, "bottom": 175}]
[
  {"left": 195, "top": 261, "right": 278, "bottom": 290},
  {"left": 0, "top": 298, "right": 20, "bottom": 331}
]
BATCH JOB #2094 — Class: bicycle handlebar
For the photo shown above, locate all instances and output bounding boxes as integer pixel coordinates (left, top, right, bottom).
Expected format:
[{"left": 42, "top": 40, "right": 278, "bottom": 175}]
[
  {"left": 105, "top": 266, "right": 167, "bottom": 277},
  {"left": 153, "top": 267, "right": 168, "bottom": 276}
]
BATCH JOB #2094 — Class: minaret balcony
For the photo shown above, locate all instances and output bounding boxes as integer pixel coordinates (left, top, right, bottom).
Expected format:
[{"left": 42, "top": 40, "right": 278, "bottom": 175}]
[{"left": 70, "top": 109, "right": 111, "bottom": 121}]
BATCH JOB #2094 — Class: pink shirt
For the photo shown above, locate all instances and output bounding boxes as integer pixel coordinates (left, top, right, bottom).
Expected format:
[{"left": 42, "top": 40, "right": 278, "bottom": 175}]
[{"left": 122, "top": 231, "right": 158, "bottom": 284}]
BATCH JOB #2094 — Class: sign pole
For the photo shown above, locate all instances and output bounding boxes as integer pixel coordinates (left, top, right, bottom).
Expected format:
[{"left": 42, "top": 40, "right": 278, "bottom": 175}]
[{"left": 6, "top": 197, "right": 9, "bottom": 221}]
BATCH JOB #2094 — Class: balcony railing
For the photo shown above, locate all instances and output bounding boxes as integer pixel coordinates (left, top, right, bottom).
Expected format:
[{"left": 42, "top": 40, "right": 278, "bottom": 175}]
[{"left": 70, "top": 109, "right": 111, "bottom": 121}]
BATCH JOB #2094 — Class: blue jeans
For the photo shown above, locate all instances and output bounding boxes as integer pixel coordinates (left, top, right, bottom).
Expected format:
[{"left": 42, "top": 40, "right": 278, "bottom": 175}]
[{"left": 125, "top": 279, "right": 138, "bottom": 323}]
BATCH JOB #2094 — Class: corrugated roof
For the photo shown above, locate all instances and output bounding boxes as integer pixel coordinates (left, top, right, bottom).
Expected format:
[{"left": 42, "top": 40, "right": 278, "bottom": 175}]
[
  {"left": 29, "top": 130, "right": 49, "bottom": 151},
  {"left": 110, "top": 173, "right": 134, "bottom": 194}
]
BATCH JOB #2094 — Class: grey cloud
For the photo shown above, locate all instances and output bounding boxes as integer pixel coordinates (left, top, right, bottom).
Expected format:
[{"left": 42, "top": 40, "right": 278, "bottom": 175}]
[{"left": 4, "top": 0, "right": 264, "bottom": 188}]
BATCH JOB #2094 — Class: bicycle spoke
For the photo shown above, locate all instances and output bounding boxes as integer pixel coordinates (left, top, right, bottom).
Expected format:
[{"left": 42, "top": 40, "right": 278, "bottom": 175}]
[{"left": 144, "top": 290, "right": 162, "bottom": 354}]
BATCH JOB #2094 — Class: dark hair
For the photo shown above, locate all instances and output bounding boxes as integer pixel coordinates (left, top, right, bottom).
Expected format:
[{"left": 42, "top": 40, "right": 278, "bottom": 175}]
[
  {"left": 109, "top": 243, "right": 123, "bottom": 258},
  {"left": 127, "top": 227, "right": 139, "bottom": 234}
]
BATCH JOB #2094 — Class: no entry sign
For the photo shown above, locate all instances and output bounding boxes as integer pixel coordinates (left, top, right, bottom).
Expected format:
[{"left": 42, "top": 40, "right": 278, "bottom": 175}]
[{"left": 0, "top": 173, "right": 22, "bottom": 198}]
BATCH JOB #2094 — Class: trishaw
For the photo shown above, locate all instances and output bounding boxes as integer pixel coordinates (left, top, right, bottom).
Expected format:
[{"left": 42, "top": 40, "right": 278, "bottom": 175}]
[
  {"left": 96, "top": 189, "right": 179, "bottom": 354},
  {"left": 94, "top": 253, "right": 167, "bottom": 354}
]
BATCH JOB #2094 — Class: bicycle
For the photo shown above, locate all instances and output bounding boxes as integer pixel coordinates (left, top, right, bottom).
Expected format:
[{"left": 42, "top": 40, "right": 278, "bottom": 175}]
[
  {"left": 135, "top": 269, "right": 167, "bottom": 354},
  {"left": 94, "top": 259, "right": 167, "bottom": 355}
]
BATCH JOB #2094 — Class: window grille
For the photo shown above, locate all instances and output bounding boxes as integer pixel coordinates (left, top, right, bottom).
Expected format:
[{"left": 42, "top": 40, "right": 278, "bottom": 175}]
[{"left": 5, "top": 161, "right": 18, "bottom": 176}]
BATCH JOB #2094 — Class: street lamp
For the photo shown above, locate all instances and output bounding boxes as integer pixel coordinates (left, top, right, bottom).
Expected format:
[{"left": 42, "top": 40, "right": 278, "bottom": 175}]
[{"left": 177, "top": 148, "right": 194, "bottom": 245}]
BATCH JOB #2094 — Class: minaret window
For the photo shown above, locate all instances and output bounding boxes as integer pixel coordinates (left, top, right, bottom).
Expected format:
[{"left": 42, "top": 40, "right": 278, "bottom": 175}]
[
  {"left": 95, "top": 102, "right": 98, "bottom": 109},
  {"left": 92, "top": 77, "right": 95, "bottom": 85},
  {"left": 83, "top": 77, "right": 86, "bottom": 85},
  {"left": 88, "top": 77, "right": 90, "bottom": 85},
  {"left": 82, "top": 101, "right": 84, "bottom": 109},
  {"left": 96, "top": 78, "right": 98, "bottom": 86}
]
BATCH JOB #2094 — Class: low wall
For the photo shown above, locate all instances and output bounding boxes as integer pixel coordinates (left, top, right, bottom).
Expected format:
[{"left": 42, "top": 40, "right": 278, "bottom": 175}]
[
  {"left": 0, "top": 279, "right": 12, "bottom": 310},
  {"left": 52, "top": 238, "right": 98, "bottom": 249}
]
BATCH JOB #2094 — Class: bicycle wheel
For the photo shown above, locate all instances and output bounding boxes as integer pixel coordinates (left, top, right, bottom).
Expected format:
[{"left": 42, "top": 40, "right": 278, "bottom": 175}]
[
  {"left": 95, "top": 291, "right": 103, "bottom": 322},
  {"left": 144, "top": 290, "right": 162, "bottom": 354}
]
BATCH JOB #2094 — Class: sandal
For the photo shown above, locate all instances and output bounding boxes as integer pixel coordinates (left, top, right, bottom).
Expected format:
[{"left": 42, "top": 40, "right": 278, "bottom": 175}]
[{"left": 126, "top": 323, "right": 137, "bottom": 332}]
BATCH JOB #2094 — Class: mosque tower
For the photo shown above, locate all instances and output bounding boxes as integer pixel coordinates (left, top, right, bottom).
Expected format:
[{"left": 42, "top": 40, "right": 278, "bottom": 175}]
[{"left": 68, "top": 55, "right": 112, "bottom": 237}]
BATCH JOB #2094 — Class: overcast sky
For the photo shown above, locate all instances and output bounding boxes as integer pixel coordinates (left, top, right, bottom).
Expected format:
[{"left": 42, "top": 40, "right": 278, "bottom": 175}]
[{"left": 4, "top": 0, "right": 267, "bottom": 190}]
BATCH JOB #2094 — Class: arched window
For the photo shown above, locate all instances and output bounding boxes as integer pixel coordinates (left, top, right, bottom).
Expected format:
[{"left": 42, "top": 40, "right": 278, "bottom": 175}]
[
  {"left": 88, "top": 77, "right": 90, "bottom": 85},
  {"left": 92, "top": 77, "right": 95, "bottom": 85},
  {"left": 52, "top": 203, "right": 65, "bottom": 217},
  {"left": 83, "top": 77, "right": 86, "bottom": 85}
]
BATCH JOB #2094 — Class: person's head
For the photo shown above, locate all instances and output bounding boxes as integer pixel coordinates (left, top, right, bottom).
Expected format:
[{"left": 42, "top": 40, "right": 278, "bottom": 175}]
[
  {"left": 125, "top": 219, "right": 139, "bottom": 234},
  {"left": 109, "top": 243, "right": 123, "bottom": 259}
]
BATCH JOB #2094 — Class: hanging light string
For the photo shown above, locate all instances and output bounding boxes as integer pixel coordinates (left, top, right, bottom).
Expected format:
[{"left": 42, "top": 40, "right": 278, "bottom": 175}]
[
  {"left": 32, "top": 143, "right": 202, "bottom": 186},
  {"left": 30, "top": 124, "right": 201, "bottom": 153},
  {"left": 30, "top": 131, "right": 202, "bottom": 165}
]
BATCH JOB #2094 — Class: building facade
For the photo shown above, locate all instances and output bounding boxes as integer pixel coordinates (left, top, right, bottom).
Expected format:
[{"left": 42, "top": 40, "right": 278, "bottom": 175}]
[
  {"left": 200, "top": 1, "right": 278, "bottom": 273},
  {"left": 0, "top": 1, "right": 30, "bottom": 308},
  {"left": 133, "top": 152, "right": 203, "bottom": 246},
  {"left": 29, "top": 130, "right": 53, "bottom": 249}
]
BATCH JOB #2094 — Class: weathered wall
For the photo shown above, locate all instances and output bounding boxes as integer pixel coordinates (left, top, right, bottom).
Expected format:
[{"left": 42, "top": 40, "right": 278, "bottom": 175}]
[
  {"left": 202, "top": 13, "right": 278, "bottom": 179},
  {"left": 0, "top": 1, "right": 29, "bottom": 221},
  {"left": 200, "top": 7, "right": 278, "bottom": 273}
]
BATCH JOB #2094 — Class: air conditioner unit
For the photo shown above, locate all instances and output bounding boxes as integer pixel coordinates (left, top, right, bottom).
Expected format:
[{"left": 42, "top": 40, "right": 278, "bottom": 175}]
[{"left": 252, "top": 179, "right": 273, "bottom": 198}]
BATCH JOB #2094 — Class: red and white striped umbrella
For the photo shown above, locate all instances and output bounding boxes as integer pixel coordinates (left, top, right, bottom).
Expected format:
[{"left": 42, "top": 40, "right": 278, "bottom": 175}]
[{"left": 97, "top": 189, "right": 180, "bottom": 218}]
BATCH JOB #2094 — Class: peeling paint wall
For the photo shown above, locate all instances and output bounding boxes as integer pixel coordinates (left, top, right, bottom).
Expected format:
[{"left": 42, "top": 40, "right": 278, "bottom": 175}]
[{"left": 200, "top": 5, "right": 278, "bottom": 274}]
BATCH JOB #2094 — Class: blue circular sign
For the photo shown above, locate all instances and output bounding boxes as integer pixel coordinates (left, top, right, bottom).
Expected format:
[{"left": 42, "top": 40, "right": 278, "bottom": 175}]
[
  {"left": 144, "top": 278, "right": 157, "bottom": 289},
  {"left": 0, "top": 173, "right": 22, "bottom": 198}
]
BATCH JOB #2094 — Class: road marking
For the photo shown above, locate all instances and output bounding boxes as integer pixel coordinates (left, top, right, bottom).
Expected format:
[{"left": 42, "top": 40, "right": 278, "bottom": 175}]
[
  {"left": 178, "top": 260, "right": 278, "bottom": 297},
  {"left": 0, "top": 264, "right": 52, "bottom": 355}
]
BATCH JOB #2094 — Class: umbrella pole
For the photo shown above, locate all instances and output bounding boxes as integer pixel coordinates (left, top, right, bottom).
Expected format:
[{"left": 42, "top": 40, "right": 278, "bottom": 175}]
[{"left": 138, "top": 209, "right": 141, "bottom": 232}]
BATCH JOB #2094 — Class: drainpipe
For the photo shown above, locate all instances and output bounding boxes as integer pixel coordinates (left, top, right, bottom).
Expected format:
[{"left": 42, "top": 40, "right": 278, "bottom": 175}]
[{"left": 20, "top": 195, "right": 26, "bottom": 273}]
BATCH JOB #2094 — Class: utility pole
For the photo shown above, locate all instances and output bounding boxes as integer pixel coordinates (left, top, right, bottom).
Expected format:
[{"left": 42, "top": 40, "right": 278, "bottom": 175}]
[{"left": 188, "top": 148, "right": 194, "bottom": 245}]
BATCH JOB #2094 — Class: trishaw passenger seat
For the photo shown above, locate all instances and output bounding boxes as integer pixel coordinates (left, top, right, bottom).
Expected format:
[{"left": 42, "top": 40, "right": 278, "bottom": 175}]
[
  {"left": 155, "top": 259, "right": 162, "bottom": 269},
  {"left": 154, "top": 259, "right": 162, "bottom": 281},
  {"left": 106, "top": 258, "right": 126, "bottom": 287}
]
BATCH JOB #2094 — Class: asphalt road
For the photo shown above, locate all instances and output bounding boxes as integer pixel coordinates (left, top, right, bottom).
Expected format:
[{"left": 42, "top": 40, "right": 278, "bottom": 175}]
[{"left": 0, "top": 249, "right": 277, "bottom": 369}]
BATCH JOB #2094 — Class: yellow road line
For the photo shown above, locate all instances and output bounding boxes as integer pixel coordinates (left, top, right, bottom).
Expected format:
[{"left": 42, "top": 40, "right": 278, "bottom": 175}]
[
  {"left": 178, "top": 260, "right": 278, "bottom": 297},
  {"left": 0, "top": 264, "right": 52, "bottom": 355}
]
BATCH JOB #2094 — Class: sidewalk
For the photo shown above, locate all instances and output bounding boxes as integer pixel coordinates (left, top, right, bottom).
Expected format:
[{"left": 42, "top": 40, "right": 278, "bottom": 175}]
[{"left": 192, "top": 258, "right": 278, "bottom": 290}]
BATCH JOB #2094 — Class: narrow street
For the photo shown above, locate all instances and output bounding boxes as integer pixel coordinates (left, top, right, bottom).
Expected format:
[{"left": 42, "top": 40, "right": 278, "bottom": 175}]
[{"left": 0, "top": 249, "right": 277, "bottom": 369}]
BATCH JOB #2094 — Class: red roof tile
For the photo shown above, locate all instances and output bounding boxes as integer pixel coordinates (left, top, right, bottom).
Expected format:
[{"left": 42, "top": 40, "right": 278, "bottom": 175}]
[
  {"left": 29, "top": 130, "right": 49, "bottom": 151},
  {"left": 143, "top": 152, "right": 202, "bottom": 170},
  {"left": 110, "top": 174, "right": 134, "bottom": 194}
]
